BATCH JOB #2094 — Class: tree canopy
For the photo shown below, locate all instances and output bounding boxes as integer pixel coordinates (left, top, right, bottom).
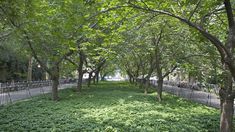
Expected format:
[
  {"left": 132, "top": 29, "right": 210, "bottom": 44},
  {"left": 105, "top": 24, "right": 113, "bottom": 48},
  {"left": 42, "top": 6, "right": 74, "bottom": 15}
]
[{"left": 0, "top": 0, "right": 235, "bottom": 131}]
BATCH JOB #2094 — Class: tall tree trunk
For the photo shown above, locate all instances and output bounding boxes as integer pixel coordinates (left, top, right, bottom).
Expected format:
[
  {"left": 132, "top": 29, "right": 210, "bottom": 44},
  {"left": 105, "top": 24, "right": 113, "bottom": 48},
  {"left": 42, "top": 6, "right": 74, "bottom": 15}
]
[
  {"left": 77, "top": 59, "right": 84, "bottom": 93},
  {"left": 129, "top": 77, "right": 132, "bottom": 83},
  {"left": 134, "top": 78, "right": 138, "bottom": 85},
  {"left": 139, "top": 78, "right": 145, "bottom": 89},
  {"left": 220, "top": 99, "right": 234, "bottom": 132},
  {"left": 51, "top": 66, "right": 59, "bottom": 101},
  {"left": 51, "top": 76, "right": 59, "bottom": 101},
  {"left": 77, "top": 69, "right": 83, "bottom": 93},
  {"left": 27, "top": 55, "right": 33, "bottom": 81},
  {"left": 219, "top": 3, "right": 235, "bottom": 129},
  {"left": 96, "top": 71, "right": 99, "bottom": 83},
  {"left": 101, "top": 73, "right": 107, "bottom": 81},
  {"left": 127, "top": 71, "right": 134, "bottom": 84},
  {"left": 87, "top": 72, "right": 93, "bottom": 87},
  {"left": 144, "top": 78, "right": 149, "bottom": 95},
  {"left": 45, "top": 61, "right": 50, "bottom": 80},
  {"left": 153, "top": 30, "right": 164, "bottom": 101},
  {"left": 93, "top": 75, "right": 96, "bottom": 84},
  {"left": 157, "top": 77, "right": 163, "bottom": 101},
  {"left": 219, "top": 68, "right": 234, "bottom": 132}
]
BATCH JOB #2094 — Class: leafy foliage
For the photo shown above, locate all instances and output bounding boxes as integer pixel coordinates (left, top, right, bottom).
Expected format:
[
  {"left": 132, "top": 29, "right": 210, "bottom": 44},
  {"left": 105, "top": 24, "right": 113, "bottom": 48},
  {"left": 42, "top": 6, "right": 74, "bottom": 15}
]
[{"left": 0, "top": 82, "right": 225, "bottom": 131}]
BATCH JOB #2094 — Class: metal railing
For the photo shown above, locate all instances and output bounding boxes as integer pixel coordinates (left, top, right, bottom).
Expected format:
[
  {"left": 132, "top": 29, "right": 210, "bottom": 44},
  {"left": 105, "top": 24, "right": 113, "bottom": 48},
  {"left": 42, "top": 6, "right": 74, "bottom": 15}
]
[
  {"left": 136, "top": 79, "right": 221, "bottom": 108},
  {"left": 0, "top": 79, "right": 76, "bottom": 105},
  {"left": 0, "top": 80, "right": 52, "bottom": 93},
  {"left": 136, "top": 79, "right": 220, "bottom": 95}
]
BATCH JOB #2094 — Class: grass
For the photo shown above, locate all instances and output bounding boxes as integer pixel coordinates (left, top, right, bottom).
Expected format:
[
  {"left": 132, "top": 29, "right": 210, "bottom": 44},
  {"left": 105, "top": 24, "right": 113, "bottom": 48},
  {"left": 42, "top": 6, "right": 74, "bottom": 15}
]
[{"left": 0, "top": 81, "right": 222, "bottom": 131}]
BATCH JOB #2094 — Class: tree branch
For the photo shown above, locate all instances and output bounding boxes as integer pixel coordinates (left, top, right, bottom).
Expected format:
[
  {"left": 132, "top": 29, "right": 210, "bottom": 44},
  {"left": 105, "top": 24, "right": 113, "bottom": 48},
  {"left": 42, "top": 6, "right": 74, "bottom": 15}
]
[
  {"left": 55, "top": 50, "right": 74, "bottom": 66},
  {"left": 188, "top": 0, "right": 201, "bottom": 21},
  {"left": 128, "top": 2, "right": 230, "bottom": 62},
  {"left": 23, "top": 30, "right": 51, "bottom": 75},
  {"left": 137, "top": 13, "right": 159, "bottom": 29},
  {"left": 224, "top": 0, "right": 235, "bottom": 28},
  {"left": 163, "top": 65, "right": 178, "bottom": 78},
  {"left": 65, "top": 57, "right": 78, "bottom": 67},
  {"left": 201, "top": 7, "right": 225, "bottom": 24}
]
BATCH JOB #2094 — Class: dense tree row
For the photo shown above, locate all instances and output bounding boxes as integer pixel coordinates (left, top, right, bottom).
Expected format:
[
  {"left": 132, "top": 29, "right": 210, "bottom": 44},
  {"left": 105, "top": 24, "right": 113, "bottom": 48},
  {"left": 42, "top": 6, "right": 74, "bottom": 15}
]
[{"left": 0, "top": 0, "right": 234, "bottom": 131}]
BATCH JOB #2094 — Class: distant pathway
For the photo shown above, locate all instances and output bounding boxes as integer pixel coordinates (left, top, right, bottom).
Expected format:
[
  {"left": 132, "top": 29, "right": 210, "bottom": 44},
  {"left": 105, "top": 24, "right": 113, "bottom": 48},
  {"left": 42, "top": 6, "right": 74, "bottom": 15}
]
[{"left": 0, "top": 83, "right": 76, "bottom": 105}]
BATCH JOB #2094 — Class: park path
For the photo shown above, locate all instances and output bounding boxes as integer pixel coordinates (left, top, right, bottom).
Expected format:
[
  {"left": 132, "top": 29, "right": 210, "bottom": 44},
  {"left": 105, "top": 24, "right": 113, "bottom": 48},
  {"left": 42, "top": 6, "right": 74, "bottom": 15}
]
[
  {"left": 163, "top": 85, "right": 221, "bottom": 109},
  {"left": 162, "top": 84, "right": 235, "bottom": 113},
  {"left": 1, "top": 81, "right": 232, "bottom": 111},
  {"left": 0, "top": 83, "right": 76, "bottom": 105}
]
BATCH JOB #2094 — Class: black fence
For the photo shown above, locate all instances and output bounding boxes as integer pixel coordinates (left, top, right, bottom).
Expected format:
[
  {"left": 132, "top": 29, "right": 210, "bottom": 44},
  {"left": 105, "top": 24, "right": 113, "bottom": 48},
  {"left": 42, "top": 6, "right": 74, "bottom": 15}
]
[
  {"left": 0, "top": 79, "right": 76, "bottom": 105},
  {"left": 136, "top": 79, "right": 222, "bottom": 108},
  {"left": 0, "top": 80, "right": 52, "bottom": 93},
  {"left": 136, "top": 79, "right": 220, "bottom": 95}
]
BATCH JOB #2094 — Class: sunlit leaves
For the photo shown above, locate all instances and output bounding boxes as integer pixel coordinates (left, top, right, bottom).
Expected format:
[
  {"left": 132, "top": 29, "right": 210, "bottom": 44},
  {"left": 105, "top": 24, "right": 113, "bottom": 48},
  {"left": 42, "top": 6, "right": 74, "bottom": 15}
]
[{"left": 0, "top": 82, "right": 221, "bottom": 131}]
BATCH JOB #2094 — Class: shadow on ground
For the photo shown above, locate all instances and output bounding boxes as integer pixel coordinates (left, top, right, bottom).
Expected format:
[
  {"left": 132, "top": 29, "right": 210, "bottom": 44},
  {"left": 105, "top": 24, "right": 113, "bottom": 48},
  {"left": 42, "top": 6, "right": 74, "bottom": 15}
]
[{"left": 0, "top": 81, "right": 225, "bottom": 131}]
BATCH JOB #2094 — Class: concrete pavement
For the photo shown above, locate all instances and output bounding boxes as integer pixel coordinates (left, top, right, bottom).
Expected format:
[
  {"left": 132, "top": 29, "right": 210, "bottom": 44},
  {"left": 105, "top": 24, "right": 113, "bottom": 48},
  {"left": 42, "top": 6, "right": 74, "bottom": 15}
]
[
  {"left": 163, "top": 85, "right": 221, "bottom": 109},
  {"left": 0, "top": 83, "right": 76, "bottom": 105}
]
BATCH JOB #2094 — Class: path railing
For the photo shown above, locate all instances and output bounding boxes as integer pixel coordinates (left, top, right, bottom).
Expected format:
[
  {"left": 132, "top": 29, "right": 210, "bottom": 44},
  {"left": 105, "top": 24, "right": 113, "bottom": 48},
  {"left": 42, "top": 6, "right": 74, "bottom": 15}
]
[
  {"left": 136, "top": 79, "right": 220, "bottom": 95},
  {"left": 0, "top": 80, "right": 52, "bottom": 93},
  {"left": 136, "top": 79, "right": 221, "bottom": 108},
  {"left": 0, "top": 79, "right": 76, "bottom": 105}
]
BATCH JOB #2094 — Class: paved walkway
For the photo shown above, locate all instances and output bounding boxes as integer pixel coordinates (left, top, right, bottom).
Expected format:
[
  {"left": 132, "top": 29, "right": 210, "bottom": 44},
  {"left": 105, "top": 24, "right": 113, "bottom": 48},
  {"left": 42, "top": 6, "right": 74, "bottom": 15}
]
[
  {"left": 1, "top": 82, "right": 232, "bottom": 111},
  {"left": 0, "top": 83, "right": 76, "bottom": 105},
  {"left": 163, "top": 85, "right": 221, "bottom": 109},
  {"left": 163, "top": 85, "right": 235, "bottom": 113}
]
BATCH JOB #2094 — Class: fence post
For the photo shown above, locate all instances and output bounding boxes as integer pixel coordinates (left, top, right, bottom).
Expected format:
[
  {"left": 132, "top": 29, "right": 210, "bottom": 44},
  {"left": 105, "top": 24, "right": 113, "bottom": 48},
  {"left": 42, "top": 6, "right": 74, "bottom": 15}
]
[
  {"left": 6, "top": 83, "right": 12, "bottom": 103},
  {"left": 207, "top": 87, "right": 211, "bottom": 106},
  {"left": 40, "top": 80, "right": 45, "bottom": 96},
  {"left": 27, "top": 81, "right": 32, "bottom": 97}
]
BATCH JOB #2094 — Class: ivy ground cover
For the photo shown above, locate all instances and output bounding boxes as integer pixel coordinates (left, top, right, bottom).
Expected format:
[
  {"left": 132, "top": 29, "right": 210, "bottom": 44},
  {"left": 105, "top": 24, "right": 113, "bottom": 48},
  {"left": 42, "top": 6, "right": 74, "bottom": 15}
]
[{"left": 0, "top": 82, "right": 222, "bottom": 131}]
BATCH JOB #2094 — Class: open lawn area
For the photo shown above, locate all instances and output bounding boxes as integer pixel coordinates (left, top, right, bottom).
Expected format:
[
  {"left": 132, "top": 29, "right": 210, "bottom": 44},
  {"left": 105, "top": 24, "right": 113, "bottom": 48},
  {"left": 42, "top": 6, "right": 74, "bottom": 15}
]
[{"left": 0, "top": 82, "right": 223, "bottom": 131}]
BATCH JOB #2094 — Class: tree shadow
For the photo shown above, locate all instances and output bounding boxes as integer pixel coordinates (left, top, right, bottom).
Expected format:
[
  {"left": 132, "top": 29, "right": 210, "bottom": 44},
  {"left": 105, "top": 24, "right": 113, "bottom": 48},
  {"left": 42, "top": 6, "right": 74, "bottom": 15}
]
[{"left": 0, "top": 81, "right": 228, "bottom": 131}]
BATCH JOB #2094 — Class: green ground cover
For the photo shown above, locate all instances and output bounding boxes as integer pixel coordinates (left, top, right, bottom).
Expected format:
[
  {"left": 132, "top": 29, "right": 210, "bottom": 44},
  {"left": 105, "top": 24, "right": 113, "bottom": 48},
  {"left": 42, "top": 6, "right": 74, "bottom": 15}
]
[{"left": 0, "top": 82, "right": 221, "bottom": 131}]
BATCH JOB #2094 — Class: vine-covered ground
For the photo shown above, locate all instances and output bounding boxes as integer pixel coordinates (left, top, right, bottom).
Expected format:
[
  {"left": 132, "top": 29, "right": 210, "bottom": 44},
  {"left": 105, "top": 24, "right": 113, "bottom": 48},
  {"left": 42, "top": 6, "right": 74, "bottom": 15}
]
[{"left": 0, "top": 82, "right": 222, "bottom": 131}]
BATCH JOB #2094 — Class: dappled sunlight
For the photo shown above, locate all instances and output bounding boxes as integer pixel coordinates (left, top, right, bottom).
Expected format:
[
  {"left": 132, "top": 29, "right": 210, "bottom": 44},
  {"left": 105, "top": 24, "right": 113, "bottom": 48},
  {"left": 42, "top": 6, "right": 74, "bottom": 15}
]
[{"left": 0, "top": 82, "right": 223, "bottom": 131}]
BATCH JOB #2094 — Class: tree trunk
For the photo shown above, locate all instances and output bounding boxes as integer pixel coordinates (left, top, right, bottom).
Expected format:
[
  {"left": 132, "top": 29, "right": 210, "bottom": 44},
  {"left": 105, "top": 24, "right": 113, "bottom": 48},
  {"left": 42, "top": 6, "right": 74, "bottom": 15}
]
[
  {"left": 87, "top": 72, "right": 93, "bottom": 87},
  {"left": 220, "top": 4, "right": 235, "bottom": 131},
  {"left": 101, "top": 73, "right": 107, "bottom": 81},
  {"left": 77, "top": 69, "right": 83, "bottom": 93},
  {"left": 219, "top": 69, "right": 234, "bottom": 132},
  {"left": 157, "top": 78, "right": 163, "bottom": 101},
  {"left": 77, "top": 49, "right": 84, "bottom": 92},
  {"left": 144, "top": 79, "right": 149, "bottom": 95},
  {"left": 129, "top": 77, "right": 132, "bottom": 83},
  {"left": 27, "top": 55, "right": 32, "bottom": 81},
  {"left": 101, "top": 76, "right": 105, "bottom": 81},
  {"left": 45, "top": 61, "right": 50, "bottom": 80},
  {"left": 139, "top": 78, "right": 144, "bottom": 89},
  {"left": 134, "top": 78, "right": 138, "bottom": 85},
  {"left": 96, "top": 71, "right": 99, "bottom": 83},
  {"left": 51, "top": 76, "right": 59, "bottom": 101},
  {"left": 144, "top": 86, "right": 148, "bottom": 94},
  {"left": 220, "top": 98, "right": 234, "bottom": 132},
  {"left": 127, "top": 72, "right": 133, "bottom": 83},
  {"left": 51, "top": 66, "right": 59, "bottom": 101},
  {"left": 93, "top": 76, "right": 96, "bottom": 84}
]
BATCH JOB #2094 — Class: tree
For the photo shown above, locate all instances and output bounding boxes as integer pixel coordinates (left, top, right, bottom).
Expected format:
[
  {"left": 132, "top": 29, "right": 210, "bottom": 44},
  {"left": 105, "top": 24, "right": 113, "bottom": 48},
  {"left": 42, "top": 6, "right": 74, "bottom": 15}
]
[
  {"left": 100, "top": 61, "right": 116, "bottom": 81},
  {"left": 127, "top": 0, "right": 235, "bottom": 131},
  {"left": 0, "top": 0, "right": 81, "bottom": 100}
]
